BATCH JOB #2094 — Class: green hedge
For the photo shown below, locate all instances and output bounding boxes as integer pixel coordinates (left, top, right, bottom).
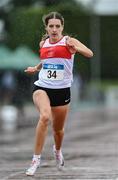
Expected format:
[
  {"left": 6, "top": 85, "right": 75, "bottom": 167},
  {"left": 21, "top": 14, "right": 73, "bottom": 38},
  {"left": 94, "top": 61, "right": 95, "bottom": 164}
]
[{"left": 101, "top": 16, "right": 118, "bottom": 79}]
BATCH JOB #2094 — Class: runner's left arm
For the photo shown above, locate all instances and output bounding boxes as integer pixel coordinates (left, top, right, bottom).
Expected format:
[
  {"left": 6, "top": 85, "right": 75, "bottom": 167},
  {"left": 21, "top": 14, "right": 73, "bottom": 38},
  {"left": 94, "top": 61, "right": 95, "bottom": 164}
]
[{"left": 66, "top": 37, "right": 93, "bottom": 58}]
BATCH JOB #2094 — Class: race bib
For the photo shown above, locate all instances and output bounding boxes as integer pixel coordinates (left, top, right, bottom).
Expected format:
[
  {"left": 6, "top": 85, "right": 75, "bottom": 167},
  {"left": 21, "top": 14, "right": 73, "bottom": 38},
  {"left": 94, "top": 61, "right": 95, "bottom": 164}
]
[{"left": 42, "top": 64, "right": 64, "bottom": 80}]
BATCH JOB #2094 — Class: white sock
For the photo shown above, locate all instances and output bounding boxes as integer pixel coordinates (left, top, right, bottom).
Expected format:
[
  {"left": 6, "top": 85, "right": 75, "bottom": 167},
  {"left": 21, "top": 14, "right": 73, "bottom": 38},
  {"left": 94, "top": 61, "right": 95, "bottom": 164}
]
[
  {"left": 33, "top": 154, "right": 41, "bottom": 160},
  {"left": 54, "top": 145, "right": 61, "bottom": 154}
]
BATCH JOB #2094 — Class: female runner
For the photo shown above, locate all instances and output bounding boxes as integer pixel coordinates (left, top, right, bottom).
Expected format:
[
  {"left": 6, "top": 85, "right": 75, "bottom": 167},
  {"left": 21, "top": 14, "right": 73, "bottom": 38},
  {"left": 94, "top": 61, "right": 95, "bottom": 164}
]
[{"left": 25, "top": 11, "right": 93, "bottom": 176}]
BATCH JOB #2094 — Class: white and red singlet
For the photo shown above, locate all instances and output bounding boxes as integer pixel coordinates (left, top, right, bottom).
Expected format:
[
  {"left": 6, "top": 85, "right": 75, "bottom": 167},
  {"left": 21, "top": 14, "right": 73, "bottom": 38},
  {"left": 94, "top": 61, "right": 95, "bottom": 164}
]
[{"left": 34, "top": 36, "right": 75, "bottom": 89}]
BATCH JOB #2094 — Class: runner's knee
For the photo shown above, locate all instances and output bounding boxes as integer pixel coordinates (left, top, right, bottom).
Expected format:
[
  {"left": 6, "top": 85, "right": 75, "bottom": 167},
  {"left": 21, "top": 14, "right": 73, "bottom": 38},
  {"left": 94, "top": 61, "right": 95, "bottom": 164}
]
[
  {"left": 53, "top": 129, "right": 64, "bottom": 135},
  {"left": 40, "top": 110, "right": 51, "bottom": 126}
]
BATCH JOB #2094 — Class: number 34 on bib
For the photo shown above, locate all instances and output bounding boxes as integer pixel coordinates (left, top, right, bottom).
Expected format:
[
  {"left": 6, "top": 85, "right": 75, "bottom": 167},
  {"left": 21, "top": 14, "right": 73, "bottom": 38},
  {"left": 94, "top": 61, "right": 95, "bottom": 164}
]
[{"left": 42, "top": 64, "right": 64, "bottom": 80}]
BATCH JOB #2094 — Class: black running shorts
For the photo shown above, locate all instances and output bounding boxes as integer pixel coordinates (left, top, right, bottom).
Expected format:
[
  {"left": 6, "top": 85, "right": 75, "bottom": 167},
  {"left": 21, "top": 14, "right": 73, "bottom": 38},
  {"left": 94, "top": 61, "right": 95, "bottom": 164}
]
[{"left": 33, "top": 85, "right": 71, "bottom": 107}]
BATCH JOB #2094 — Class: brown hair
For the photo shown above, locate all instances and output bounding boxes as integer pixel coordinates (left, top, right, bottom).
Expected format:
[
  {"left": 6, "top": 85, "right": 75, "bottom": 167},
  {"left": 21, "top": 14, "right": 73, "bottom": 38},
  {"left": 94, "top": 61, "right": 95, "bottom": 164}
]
[
  {"left": 41, "top": 12, "right": 64, "bottom": 41},
  {"left": 42, "top": 11, "right": 64, "bottom": 26}
]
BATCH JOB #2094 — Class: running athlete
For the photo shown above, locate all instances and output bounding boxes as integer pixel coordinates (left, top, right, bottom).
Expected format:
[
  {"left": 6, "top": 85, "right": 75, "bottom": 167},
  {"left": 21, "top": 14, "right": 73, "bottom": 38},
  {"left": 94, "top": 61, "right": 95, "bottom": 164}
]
[{"left": 25, "top": 11, "right": 93, "bottom": 176}]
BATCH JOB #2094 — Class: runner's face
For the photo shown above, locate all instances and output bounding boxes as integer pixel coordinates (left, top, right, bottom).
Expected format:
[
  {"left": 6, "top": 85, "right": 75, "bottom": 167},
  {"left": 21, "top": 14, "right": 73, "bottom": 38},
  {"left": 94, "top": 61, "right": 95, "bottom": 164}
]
[{"left": 46, "top": 19, "right": 64, "bottom": 42}]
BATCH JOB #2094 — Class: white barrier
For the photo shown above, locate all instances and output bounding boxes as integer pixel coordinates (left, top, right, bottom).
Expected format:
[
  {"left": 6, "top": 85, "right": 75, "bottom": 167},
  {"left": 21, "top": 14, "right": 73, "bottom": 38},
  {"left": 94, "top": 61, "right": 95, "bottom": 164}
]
[
  {"left": 105, "top": 87, "right": 118, "bottom": 107},
  {"left": 1, "top": 105, "right": 18, "bottom": 132}
]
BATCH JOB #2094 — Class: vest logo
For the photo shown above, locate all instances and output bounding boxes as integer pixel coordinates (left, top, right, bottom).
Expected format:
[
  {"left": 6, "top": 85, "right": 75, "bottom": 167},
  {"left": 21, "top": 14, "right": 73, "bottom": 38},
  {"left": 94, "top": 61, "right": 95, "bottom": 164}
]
[
  {"left": 58, "top": 41, "right": 65, "bottom": 45},
  {"left": 47, "top": 48, "right": 54, "bottom": 57}
]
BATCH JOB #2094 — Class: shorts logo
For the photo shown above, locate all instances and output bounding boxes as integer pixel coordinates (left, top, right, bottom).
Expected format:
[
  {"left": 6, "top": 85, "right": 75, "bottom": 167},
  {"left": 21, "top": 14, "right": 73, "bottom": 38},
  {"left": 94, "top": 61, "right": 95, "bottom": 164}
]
[{"left": 65, "top": 98, "right": 70, "bottom": 103}]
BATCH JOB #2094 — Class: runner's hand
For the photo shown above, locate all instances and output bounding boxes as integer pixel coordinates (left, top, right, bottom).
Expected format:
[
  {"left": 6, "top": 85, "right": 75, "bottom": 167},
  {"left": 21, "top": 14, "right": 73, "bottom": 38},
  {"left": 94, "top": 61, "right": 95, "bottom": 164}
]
[
  {"left": 66, "top": 37, "right": 77, "bottom": 54},
  {"left": 24, "top": 66, "right": 37, "bottom": 74}
]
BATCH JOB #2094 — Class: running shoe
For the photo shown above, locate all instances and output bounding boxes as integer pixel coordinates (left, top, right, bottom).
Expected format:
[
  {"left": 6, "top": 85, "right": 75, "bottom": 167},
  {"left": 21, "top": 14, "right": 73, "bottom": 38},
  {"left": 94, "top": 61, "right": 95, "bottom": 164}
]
[
  {"left": 53, "top": 145, "right": 64, "bottom": 170},
  {"left": 25, "top": 157, "right": 41, "bottom": 176}
]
